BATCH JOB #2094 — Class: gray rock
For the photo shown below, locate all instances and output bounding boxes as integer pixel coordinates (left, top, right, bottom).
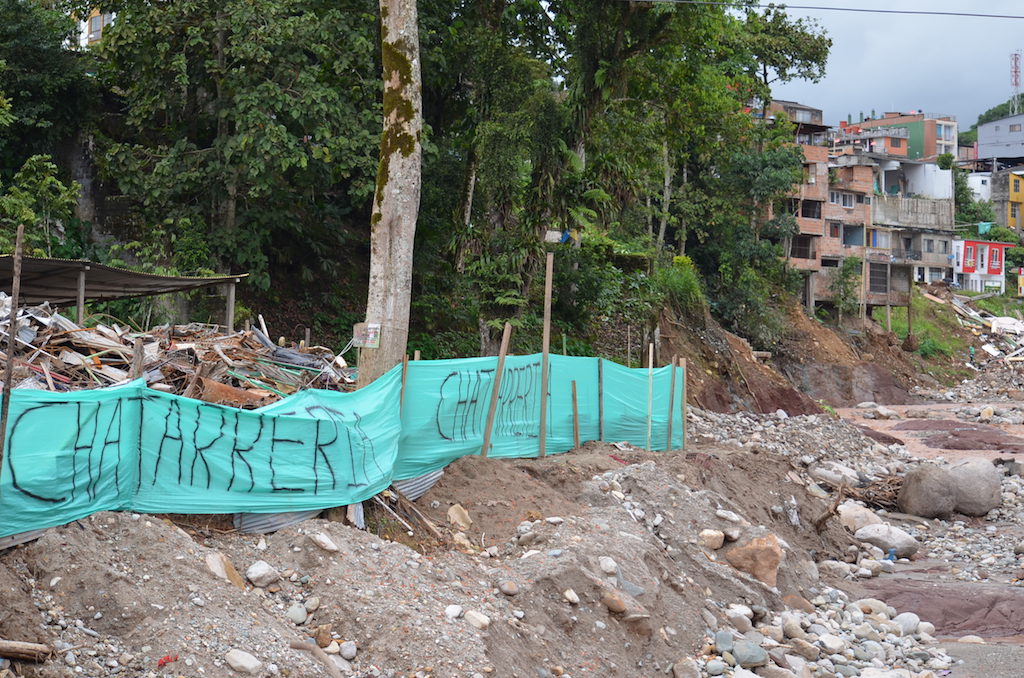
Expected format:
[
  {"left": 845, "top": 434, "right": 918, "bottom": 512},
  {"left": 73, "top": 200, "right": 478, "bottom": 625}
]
[
  {"left": 705, "top": 659, "right": 727, "bottom": 676},
  {"left": 498, "top": 580, "right": 519, "bottom": 596},
  {"left": 892, "top": 611, "right": 920, "bottom": 636},
  {"left": 854, "top": 524, "right": 919, "bottom": 558},
  {"left": 732, "top": 639, "right": 768, "bottom": 667},
  {"left": 245, "top": 560, "right": 279, "bottom": 588},
  {"left": 286, "top": 602, "right": 308, "bottom": 625},
  {"left": 671, "top": 657, "right": 700, "bottom": 678},
  {"left": 898, "top": 463, "right": 957, "bottom": 519},
  {"left": 949, "top": 458, "right": 1002, "bottom": 516},
  {"left": 340, "top": 640, "right": 357, "bottom": 660},
  {"left": 714, "top": 629, "right": 735, "bottom": 654},
  {"left": 445, "top": 604, "right": 463, "bottom": 619}
]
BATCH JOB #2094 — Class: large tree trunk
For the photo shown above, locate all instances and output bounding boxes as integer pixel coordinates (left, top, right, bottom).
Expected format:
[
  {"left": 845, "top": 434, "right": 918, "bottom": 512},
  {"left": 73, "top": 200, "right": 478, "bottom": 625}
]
[
  {"left": 357, "top": 0, "right": 423, "bottom": 388},
  {"left": 656, "top": 139, "right": 672, "bottom": 249}
]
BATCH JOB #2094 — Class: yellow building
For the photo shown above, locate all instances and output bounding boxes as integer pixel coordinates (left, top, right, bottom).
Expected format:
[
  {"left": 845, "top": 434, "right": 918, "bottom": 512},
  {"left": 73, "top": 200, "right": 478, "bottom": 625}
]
[{"left": 1009, "top": 171, "right": 1024, "bottom": 229}]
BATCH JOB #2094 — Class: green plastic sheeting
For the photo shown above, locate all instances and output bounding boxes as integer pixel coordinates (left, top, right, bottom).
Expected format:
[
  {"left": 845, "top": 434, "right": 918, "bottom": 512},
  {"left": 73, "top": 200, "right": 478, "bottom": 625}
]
[{"left": 0, "top": 354, "right": 683, "bottom": 537}]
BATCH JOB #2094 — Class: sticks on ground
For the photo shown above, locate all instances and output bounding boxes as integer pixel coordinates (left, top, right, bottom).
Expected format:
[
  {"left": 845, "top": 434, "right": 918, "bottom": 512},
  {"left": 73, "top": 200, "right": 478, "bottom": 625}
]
[
  {"left": 288, "top": 639, "right": 343, "bottom": 678},
  {"left": 0, "top": 638, "right": 51, "bottom": 662}
]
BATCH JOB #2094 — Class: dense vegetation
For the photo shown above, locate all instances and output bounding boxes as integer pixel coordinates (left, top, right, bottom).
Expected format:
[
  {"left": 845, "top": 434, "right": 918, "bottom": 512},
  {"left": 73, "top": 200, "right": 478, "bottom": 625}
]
[{"left": 0, "top": 0, "right": 831, "bottom": 358}]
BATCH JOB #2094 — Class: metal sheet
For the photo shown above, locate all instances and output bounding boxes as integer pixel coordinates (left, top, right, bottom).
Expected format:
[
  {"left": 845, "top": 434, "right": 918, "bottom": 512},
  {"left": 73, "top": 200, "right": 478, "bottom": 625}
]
[
  {"left": 233, "top": 510, "right": 322, "bottom": 534},
  {"left": 393, "top": 469, "right": 445, "bottom": 501},
  {"left": 0, "top": 528, "right": 48, "bottom": 551}
]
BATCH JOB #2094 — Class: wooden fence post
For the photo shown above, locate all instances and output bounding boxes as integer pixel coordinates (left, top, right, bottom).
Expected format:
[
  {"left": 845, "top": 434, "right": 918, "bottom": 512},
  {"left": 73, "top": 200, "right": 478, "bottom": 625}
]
[
  {"left": 571, "top": 380, "right": 580, "bottom": 449},
  {"left": 481, "top": 322, "right": 512, "bottom": 458},
  {"left": 0, "top": 224, "right": 25, "bottom": 482},
  {"left": 645, "top": 343, "right": 654, "bottom": 452},
  {"left": 539, "top": 252, "right": 554, "bottom": 457},
  {"left": 666, "top": 354, "right": 677, "bottom": 450}
]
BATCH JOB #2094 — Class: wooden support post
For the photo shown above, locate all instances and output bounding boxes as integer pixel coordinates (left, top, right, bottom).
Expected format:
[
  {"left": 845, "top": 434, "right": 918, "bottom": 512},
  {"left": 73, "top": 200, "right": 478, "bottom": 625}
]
[
  {"left": 597, "top": 359, "right": 605, "bottom": 442},
  {"left": 0, "top": 224, "right": 25, "bottom": 482},
  {"left": 225, "top": 280, "right": 237, "bottom": 333},
  {"left": 666, "top": 354, "right": 677, "bottom": 450},
  {"left": 0, "top": 638, "right": 51, "bottom": 662},
  {"left": 400, "top": 354, "right": 409, "bottom": 414},
  {"left": 885, "top": 261, "right": 892, "bottom": 331},
  {"left": 681, "top": 358, "right": 688, "bottom": 450},
  {"left": 413, "top": 349, "right": 421, "bottom": 361},
  {"left": 481, "top": 322, "right": 512, "bottom": 458},
  {"left": 131, "top": 337, "right": 145, "bottom": 380},
  {"left": 539, "top": 251, "right": 554, "bottom": 457},
  {"left": 304, "top": 326, "right": 311, "bottom": 347},
  {"left": 907, "top": 266, "right": 914, "bottom": 337},
  {"left": 76, "top": 265, "right": 89, "bottom": 325},
  {"left": 571, "top": 380, "right": 580, "bottom": 449},
  {"left": 645, "top": 343, "right": 654, "bottom": 452},
  {"left": 626, "top": 325, "right": 631, "bottom": 368}
]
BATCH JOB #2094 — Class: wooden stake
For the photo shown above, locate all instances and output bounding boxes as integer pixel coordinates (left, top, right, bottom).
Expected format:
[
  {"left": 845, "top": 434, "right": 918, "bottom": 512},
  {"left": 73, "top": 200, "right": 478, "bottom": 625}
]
[
  {"left": 413, "top": 349, "right": 421, "bottom": 361},
  {"left": 76, "top": 265, "right": 88, "bottom": 325},
  {"left": 681, "top": 358, "right": 688, "bottom": 450},
  {"left": 597, "top": 359, "right": 605, "bottom": 442},
  {"left": 400, "top": 353, "right": 409, "bottom": 414},
  {"left": 0, "top": 224, "right": 24, "bottom": 482},
  {"left": 481, "top": 322, "right": 512, "bottom": 458},
  {"left": 0, "top": 638, "right": 51, "bottom": 662},
  {"left": 666, "top": 354, "right": 677, "bottom": 450},
  {"left": 539, "top": 251, "right": 554, "bottom": 457},
  {"left": 626, "top": 325, "right": 632, "bottom": 368},
  {"left": 304, "top": 326, "right": 311, "bottom": 347},
  {"left": 571, "top": 380, "right": 580, "bottom": 449},
  {"left": 225, "top": 280, "right": 236, "bottom": 333},
  {"left": 645, "top": 343, "right": 654, "bottom": 452},
  {"left": 131, "top": 337, "right": 145, "bottom": 380},
  {"left": 906, "top": 266, "right": 914, "bottom": 338}
]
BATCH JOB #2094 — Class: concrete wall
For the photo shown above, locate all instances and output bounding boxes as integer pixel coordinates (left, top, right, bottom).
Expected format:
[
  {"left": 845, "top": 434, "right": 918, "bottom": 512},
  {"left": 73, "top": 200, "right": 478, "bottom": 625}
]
[
  {"left": 904, "top": 164, "right": 953, "bottom": 199},
  {"left": 978, "top": 113, "right": 1024, "bottom": 160},
  {"left": 872, "top": 195, "right": 954, "bottom": 230},
  {"left": 968, "top": 173, "right": 992, "bottom": 201}
]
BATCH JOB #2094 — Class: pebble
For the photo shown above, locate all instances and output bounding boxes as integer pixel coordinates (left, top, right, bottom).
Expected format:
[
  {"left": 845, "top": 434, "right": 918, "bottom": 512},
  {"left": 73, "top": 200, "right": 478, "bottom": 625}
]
[
  {"left": 562, "top": 589, "right": 580, "bottom": 604},
  {"left": 340, "top": 640, "right": 357, "bottom": 660},
  {"left": 598, "top": 556, "right": 618, "bottom": 574},
  {"left": 225, "top": 649, "right": 262, "bottom": 675},
  {"left": 286, "top": 602, "right": 308, "bottom": 625},
  {"left": 445, "top": 604, "right": 463, "bottom": 620},
  {"left": 465, "top": 610, "right": 490, "bottom": 630},
  {"left": 498, "top": 580, "right": 519, "bottom": 596}
]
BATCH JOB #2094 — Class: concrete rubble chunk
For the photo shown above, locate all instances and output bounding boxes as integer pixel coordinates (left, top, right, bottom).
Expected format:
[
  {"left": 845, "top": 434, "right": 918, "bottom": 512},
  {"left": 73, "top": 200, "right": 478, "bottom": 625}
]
[
  {"left": 837, "top": 502, "right": 882, "bottom": 533},
  {"left": 724, "top": 533, "right": 783, "bottom": 587},
  {"left": 465, "top": 610, "right": 490, "bottom": 630},
  {"left": 698, "top": 529, "right": 725, "bottom": 550},
  {"left": 309, "top": 532, "right": 339, "bottom": 552}
]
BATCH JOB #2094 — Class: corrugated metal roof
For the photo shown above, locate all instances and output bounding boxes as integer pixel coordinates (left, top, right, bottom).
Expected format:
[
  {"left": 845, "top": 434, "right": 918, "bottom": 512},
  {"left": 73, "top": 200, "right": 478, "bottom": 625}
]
[
  {"left": 233, "top": 510, "right": 322, "bottom": 534},
  {"left": 394, "top": 469, "right": 445, "bottom": 501},
  {"left": 0, "top": 255, "right": 246, "bottom": 305}
]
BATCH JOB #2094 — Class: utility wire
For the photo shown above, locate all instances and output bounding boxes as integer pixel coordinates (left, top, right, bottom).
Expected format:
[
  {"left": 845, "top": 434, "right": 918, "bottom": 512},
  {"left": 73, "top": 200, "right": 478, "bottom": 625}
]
[{"left": 622, "top": 0, "right": 1024, "bottom": 20}]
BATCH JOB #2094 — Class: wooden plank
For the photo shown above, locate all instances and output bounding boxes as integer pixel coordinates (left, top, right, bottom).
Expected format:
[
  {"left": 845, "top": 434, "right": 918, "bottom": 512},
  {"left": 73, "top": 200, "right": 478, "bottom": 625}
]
[
  {"left": 597, "top": 359, "right": 604, "bottom": 442},
  {"left": 480, "top": 322, "right": 512, "bottom": 458},
  {"left": 921, "top": 292, "right": 947, "bottom": 305},
  {"left": 0, "top": 638, "right": 51, "bottom": 662},
  {"left": 666, "top": 355, "right": 677, "bottom": 450},
  {"left": 539, "top": 251, "right": 554, "bottom": 457},
  {"left": 681, "top": 358, "right": 687, "bottom": 450},
  {"left": 645, "top": 343, "right": 654, "bottom": 452},
  {"left": 400, "top": 353, "right": 409, "bottom": 414},
  {"left": 571, "top": 380, "right": 580, "bottom": 449}
]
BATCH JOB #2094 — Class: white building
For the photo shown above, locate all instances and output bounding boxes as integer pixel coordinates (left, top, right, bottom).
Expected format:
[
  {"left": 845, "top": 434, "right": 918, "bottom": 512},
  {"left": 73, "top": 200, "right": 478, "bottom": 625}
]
[
  {"left": 953, "top": 238, "right": 1012, "bottom": 293},
  {"left": 967, "top": 172, "right": 992, "bottom": 201}
]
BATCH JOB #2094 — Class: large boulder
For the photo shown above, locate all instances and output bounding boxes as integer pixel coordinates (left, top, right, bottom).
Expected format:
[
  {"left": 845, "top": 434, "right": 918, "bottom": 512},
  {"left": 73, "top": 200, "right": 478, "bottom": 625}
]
[
  {"left": 949, "top": 458, "right": 1002, "bottom": 516},
  {"left": 897, "top": 463, "right": 957, "bottom": 519},
  {"left": 724, "top": 533, "right": 784, "bottom": 588},
  {"left": 854, "top": 524, "right": 919, "bottom": 558},
  {"left": 837, "top": 502, "right": 883, "bottom": 532}
]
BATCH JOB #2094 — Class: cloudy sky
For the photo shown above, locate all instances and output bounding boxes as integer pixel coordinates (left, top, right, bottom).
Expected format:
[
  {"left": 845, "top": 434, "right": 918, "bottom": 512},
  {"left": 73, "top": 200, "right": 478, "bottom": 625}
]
[{"left": 771, "top": 1, "right": 1024, "bottom": 131}]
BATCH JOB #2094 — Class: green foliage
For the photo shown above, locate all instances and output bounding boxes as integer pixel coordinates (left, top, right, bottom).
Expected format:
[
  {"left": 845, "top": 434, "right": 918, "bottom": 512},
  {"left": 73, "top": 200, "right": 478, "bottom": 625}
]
[
  {"left": 94, "top": 0, "right": 381, "bottom": 287},
  {"left": 829, "top": 256, "right": 862, "bottom": 319},
  {"left": 653, "top": 255, "right": 706, "bottom": 319},
  {"left": 0, "top": 154, "right": 80, "bottom": 254},
  {"left": 953, "top": 167, "right": 997, "bottom": 227},
  {"left": 936, "top": 153, "right": 954, "bottom": 170},
  {"left": 916, "top": 336, "right": 949, "bottom": 359},
  {"left": 874, "top": 288, "right": 969, "bottom": 363},
  {"left": 0, "top": 0, "right": 93, "bottom": 178}
]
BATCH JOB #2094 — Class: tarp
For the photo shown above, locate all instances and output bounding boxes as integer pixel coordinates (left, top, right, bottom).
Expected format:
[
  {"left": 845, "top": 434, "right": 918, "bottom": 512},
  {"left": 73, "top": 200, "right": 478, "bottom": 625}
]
[{"left": 0, "top": 354, "right": 684, "bottom": 537}]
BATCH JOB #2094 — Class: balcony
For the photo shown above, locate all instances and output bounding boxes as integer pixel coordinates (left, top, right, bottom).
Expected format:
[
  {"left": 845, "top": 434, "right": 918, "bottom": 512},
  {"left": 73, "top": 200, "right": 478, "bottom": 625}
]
[{"left": 891, "top": 248, "right": 922, "bottom": 262}]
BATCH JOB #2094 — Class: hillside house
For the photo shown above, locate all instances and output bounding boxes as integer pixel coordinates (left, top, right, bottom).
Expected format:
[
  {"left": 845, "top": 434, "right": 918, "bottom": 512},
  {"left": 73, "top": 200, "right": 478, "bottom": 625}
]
[{"left": 954, "top": 239, "right": 1012, "bottom": 293}]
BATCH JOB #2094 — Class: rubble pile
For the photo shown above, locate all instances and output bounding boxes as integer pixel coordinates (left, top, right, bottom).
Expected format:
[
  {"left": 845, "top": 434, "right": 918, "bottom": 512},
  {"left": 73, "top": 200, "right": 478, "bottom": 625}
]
[{"left": 0, "top": 296, "right": 352, "bottom": 406}]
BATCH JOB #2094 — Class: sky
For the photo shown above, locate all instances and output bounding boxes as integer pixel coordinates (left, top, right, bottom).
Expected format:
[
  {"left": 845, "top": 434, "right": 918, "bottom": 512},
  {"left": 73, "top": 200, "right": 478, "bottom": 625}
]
[{"left": 771, "top": 1, "right": 1024, "bottom": 132}]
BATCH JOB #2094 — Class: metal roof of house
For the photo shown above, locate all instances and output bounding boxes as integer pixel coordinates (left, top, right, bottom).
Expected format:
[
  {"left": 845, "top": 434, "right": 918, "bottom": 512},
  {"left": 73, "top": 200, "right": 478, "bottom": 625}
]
[{"left": 0, "top": 256, "right": 245, "bottom": 305}]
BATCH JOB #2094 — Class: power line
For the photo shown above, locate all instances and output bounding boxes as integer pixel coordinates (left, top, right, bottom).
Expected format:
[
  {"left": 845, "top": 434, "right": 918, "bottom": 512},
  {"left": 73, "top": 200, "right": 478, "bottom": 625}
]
[{"left": 623, "top": 0, "right": 1024, "bottom": 20}]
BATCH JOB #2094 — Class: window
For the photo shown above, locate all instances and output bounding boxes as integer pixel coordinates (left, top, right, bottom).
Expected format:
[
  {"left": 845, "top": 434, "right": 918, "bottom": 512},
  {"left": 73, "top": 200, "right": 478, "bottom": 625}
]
[
  {"left": 786, "top": 198, "right": 800, "bottom": 215},
  {"left": 829, "top": 221, "right": 841, "bottom": 238},
  {"left": 794, "top": 109, "right": 813, "bottom": 123},
  {"left": 857, "top": 194, "right": 870, "bottom": 204},
  {"left": 1015, "top": 179, "right": 1021, "bottom": 193},
  {"left": 829, "top": 191, "right": 840, "bottom": 204},
  {"left": 982, "top": 179, "right": 989, "bottom": 185},
  {"left": 88, "top": 15, "right": 102, "bottom": 41},
  {"left": 800, "top": 201, "right": 822, "bottom": 219},
  {"left": 925, "top": 239, "right": 935, "bottom": 253},
  {"left": 965, "top": 245, "right": 975, "bottom": 268},
  {"left": 980, "top": 248, "right": 986, "bottom": 269},
  {"left": 1012, "top": 124, "right": 1022, "bottom": 133},
  {"left": 928, "top": 268, "right": 943, "bottom": 282},
  {"left": 1013, "top": 202, "right": 1020, "bottom": 219},
  {"left": 841, "top": 193, "right": 854, "bottom": 208},
  {"left": 992, "top": 247, "right": 1002, "bottom": 269},
  {"left": 804, "top": 164, "right": 816, "bottom": 185},
  {"left": 891, "top": 138, "right": 902, "bottom": 148},
  {"left": 940, "top": 240, "right": 949, "bottom": 254},
  {"left": 790, "top": 235, "right": 816, "bottom": 259},
  {"left": 869, "top": 263, "right": 889, "bottom": 294},
  {"left": 821, "top": 258, "right": 839, "bottom": 268}
]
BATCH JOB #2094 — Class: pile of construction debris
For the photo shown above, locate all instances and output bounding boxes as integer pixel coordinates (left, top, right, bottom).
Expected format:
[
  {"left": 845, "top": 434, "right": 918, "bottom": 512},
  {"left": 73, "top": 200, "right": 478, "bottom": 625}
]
[{"left": 0, "top": 294, "right": 352, "bottom": 407}]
